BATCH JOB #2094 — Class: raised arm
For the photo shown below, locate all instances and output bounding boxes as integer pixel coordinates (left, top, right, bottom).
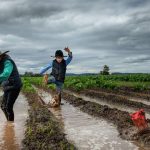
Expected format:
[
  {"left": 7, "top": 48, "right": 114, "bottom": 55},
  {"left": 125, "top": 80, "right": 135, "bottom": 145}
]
[
  {"left": 40, "top": 62, "right": 52, "bottom": 75},
  {"left": 64, "top": 47, "right": 73, "bottom": 66}
]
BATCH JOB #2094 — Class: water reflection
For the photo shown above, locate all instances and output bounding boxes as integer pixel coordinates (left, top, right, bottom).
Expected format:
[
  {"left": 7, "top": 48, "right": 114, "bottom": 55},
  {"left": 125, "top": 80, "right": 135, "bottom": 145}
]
[
  {"left": 1, "top": 122, "right": 19, "bottom": 150},
  {"left": 0, "top": 91, "right": 29, "bottom": 150}
]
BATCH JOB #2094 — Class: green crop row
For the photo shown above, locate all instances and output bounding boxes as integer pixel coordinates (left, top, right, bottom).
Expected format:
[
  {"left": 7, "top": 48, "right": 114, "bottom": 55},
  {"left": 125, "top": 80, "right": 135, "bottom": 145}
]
[
  {"left": 95, "top": 74, "right": 150, "bottom": 82},
  {"left": 64, "top": 75, "right": 150, "bottom": 91},
  {"left": 22, "top": 77, "right": 36, "bottom": 93},
  {"left": 22, "top": 74, "right": 150, "bottom": 92},
  {"left": 22, "top": 77, "right": 56, "bottom": 91}
]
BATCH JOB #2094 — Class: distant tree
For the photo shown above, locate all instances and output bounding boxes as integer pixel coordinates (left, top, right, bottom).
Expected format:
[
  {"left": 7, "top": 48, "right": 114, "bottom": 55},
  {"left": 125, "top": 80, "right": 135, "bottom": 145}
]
[
  {"left": 100, "top": 65, "right": 110, "bottom": 75},
  {"left": 23, "top": 72, "right": 42, "bottom": 77},
  {"left": 24, "top": 72, "right": 34, "bottom": 77}
]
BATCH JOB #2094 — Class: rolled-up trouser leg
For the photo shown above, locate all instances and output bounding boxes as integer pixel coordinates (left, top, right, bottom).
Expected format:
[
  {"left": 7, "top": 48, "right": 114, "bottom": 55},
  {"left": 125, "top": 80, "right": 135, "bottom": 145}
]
[
  {"left": 1, "top": 89, "right": 21, "bottom": 121},
  {"left": 47, "top": 76, "right": 63, "bottom": 104},
  {"left": 56, "top": 82, "right": 63, "bottom": 104},
  {"left": 47, "top": 76, "right": 63, "bottom": 92},
  {"left": 56, "top": 82, "right": 63, "bottom": 93},
  {"left": 47, "top": 76, "right": 56, "bottom": 84}
]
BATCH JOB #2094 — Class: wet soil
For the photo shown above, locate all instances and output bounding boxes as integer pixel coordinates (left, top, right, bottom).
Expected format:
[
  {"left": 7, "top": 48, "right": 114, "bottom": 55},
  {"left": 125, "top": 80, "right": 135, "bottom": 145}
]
[
  {"left": 88, "top": 87, "right": 150, "bottom": 101},
  {"left": 22, "top": 92, "right": 76, "bottom": 150},
  {"left": 64, "top": 89, "right": 150, "bottom": 119},
  {"left": 34, "top": 87, "right": 146, "bottom": 150},
  {"left": 35, "top": 85, "right": 150, "bottom": 149},
  {"left": 67, "top": 89, "right": 150, "bottom": 115},
  {"left": 62, "top": 91, "right": 150, "bottom": 148}
]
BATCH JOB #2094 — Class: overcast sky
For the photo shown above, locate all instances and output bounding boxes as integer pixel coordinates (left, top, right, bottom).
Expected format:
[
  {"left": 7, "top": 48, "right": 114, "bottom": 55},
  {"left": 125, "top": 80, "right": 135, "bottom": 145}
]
[{"left": 0, "top": 0, "right": 150, "bottom": 74}]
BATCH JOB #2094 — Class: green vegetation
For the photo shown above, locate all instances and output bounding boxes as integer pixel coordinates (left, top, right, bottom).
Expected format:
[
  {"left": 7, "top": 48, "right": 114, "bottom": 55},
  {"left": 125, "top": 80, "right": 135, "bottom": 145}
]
[
  {"left": 22, "top": 74, "right": 150, "bottom": 92},
  {"left": 22, "top": 77, "right": 56, "bottom": 90},
  {"left": 22, "top": 77, "right": 36, "bottom": 93},
  {"left": 99, "top": 74, "right": 150, "bottom": 82},
  {"left": 64, "top": 74, "right": 150, "bottom": 91}
]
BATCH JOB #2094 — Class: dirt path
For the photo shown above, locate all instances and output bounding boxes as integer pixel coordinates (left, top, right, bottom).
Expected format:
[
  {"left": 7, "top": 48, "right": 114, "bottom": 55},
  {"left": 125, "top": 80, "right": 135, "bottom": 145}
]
[
  {"left": 0, "top": 91, "right": 29, "bottom": 150},
  {"left": 34, "top": 87, "right": 148, "bottom": 150}
]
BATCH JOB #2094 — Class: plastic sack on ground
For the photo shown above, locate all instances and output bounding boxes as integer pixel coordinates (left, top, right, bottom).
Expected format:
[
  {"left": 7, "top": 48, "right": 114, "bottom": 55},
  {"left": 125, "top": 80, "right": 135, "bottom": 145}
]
[{"left": 130, "top": 109, "right": 148, "bottom": 130}]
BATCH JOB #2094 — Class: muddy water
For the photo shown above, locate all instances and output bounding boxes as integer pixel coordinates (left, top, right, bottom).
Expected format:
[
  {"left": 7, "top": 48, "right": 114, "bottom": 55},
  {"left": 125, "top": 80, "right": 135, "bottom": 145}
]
[
  {"left": 64, "top": 90, "right": 150, "bottom": 119},
  {"left": 0, "top": 91, "right": 29, "bottom": 150},
  {"left": 34, "top": 87, "right": 148, "bottom": 150}
]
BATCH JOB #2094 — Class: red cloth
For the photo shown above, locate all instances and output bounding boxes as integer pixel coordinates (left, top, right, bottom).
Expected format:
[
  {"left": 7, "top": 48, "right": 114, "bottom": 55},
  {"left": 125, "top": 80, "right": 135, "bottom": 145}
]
[{"left": 130, "top": 109, "right": 148, "bottom": 130}]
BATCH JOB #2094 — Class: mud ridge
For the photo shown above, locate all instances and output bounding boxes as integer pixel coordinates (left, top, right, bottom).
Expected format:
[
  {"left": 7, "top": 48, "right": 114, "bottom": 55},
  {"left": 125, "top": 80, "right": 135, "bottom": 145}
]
[
  {"left": 77, "top": 89, "right": 150, "bottom": 113},
  {"left": 62, "top": 91, "right": 150, "bottom": 147},
  {"left": 34, "top": 85, "right": 150, "bottom": 147},
  {"left": 22, "top": 92, "right": 76, "bottom": 150},
  {"left": 87, "top": 88, "right": 150, "bottom": 101}
]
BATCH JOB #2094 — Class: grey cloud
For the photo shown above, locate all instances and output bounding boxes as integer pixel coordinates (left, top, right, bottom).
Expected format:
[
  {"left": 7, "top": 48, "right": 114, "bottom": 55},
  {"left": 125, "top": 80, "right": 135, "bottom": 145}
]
[
  {"left": 0, "top": 0, "right": 150, "bottom": 73},
  {"left": 124, "top": 55, "right": 150, "bottom": 63},
  {"left": 0, "top": 0, "right": 64, "bottom": 23}
]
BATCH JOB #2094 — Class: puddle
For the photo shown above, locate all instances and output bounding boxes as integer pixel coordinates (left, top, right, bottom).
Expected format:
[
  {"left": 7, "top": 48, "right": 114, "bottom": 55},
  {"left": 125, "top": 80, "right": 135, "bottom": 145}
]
[
  {"left": 34, "top": 87, "right": 149, "bottom": 150},
  {"left": 64, "top": 90, "right": 150, "bottom": 119},
  {"left": 0, "top": 91, "right": 29, "bottom": 150}
]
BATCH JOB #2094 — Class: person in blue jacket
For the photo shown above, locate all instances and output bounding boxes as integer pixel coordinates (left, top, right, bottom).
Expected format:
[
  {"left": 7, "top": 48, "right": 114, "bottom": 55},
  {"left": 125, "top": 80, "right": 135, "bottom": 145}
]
[
  {"left": 0, "top": 51, "right": 22, "bottom": 122},
  {"left": 40, "top": 47, "right": 73, "bottom": 93}
]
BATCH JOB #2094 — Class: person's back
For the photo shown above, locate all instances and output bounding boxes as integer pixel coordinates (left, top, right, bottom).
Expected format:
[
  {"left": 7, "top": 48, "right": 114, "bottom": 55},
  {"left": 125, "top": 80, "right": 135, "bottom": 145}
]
[
  {"left": 0, "top": 51, "right": 22, "bottom": 122},
  {"left": 0, "top": 54, "right": 22, "bottom": 91}
]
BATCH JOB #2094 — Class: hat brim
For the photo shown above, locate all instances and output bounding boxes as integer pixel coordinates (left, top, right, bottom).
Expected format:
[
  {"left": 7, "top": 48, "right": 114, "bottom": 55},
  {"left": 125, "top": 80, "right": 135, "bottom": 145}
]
[
  {"left": 51, "top": 55, "right": 67, "bottom": 58},
  {"left": 0, "top": 51, "right": 10, "bottom": 56}
]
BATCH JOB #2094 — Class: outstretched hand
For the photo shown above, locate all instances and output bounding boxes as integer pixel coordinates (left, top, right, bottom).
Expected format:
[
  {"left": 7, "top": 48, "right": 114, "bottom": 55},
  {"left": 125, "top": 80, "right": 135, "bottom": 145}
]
[{"left": 64, "top": 47, "right": 71, "bottom": 53}]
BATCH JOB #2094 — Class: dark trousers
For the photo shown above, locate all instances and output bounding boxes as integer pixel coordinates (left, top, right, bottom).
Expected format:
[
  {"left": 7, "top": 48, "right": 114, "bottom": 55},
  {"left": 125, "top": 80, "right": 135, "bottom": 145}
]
[{"left": 1, "top": 88, "right": 21, "bottom": 121}]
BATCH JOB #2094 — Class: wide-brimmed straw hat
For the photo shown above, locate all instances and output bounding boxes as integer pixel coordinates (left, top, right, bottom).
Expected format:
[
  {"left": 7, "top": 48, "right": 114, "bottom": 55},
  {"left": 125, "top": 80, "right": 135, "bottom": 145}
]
[{"left": 0, "top": 51, "right": 10, "bottom": 57}]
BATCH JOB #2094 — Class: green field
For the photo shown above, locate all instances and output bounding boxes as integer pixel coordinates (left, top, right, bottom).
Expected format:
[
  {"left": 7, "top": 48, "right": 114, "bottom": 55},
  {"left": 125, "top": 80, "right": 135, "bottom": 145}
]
[{"left": 22, "top": 74, "right": 150, "bottom": 92}]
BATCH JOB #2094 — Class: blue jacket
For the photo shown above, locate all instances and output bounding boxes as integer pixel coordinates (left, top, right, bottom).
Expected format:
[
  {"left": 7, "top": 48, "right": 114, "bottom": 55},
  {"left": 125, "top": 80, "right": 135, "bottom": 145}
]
[{"left": 40, "top": 52, "right": 72, "bottom": 75}]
